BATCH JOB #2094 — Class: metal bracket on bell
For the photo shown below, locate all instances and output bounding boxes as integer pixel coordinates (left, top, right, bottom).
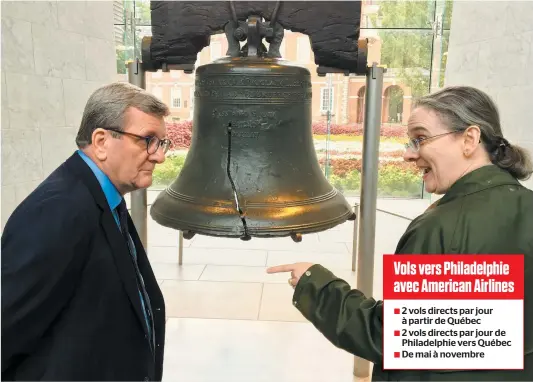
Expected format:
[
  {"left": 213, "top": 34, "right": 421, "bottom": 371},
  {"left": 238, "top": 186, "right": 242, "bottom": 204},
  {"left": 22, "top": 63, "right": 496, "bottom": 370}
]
[
  {"left": 316, "top": 38, "right": 370, "bottom": 77},
  {"left": 246, "top": 15, "right": 262, "bottom": 57},
  {"left": 225, "top": 1, "right": 284, "bottom": 58},
  {"left": 161, "top": 62, "right": 195, "bottom": 74}
]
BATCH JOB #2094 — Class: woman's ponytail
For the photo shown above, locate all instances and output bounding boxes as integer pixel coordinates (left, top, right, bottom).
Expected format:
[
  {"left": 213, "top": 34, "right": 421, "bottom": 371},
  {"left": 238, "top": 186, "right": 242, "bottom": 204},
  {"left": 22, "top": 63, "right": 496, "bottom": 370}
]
[{"left": 491, "top": 139, "right": 533, "bottom": 181}]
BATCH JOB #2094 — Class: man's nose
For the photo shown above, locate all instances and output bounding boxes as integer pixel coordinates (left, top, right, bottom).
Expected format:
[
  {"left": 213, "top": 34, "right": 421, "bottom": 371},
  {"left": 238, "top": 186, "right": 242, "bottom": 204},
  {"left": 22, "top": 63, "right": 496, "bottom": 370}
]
[
  {"left": 403, "top": 147, "right": 419, "bottom": 162},
  {"left": 151, "top": 147, "right": 166, "bottom": 164}
]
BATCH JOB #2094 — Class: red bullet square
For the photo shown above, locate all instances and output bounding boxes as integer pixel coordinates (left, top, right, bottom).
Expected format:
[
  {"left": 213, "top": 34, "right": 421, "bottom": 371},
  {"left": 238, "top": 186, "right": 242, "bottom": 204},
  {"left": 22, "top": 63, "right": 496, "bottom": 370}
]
[
  {"left": 394, "top": 330, "right": 400, "bottom": 336},
  {"left": 394, "top": 352, "right": 400, "bottom": 358},
  {"left": 394, "top": 308, "right": 400, "bottom": 314}
]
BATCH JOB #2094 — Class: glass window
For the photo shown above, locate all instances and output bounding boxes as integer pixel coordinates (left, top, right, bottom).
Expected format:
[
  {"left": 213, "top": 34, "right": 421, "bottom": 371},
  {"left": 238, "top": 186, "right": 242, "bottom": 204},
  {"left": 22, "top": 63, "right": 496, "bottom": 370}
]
[
  {"left": 114, "top": 25, "right": 131, "bottom": 75},
  {"left": 374, "top": 29, "right": 434, "bottom": 102},
  {"left": 320, "top": 0, "right": 453, "bottom": 199},
  {"left": 171, "top": 88, "right": 182, "bottom": 108},
  {"left": 114, "top": 0, "right": 454, "bottom": 196},
  {"left": 320, "top": 88, "right": 334, "bottom": 113},
  {"left": 361, "top": 0, "right": 436, "bottom": 29},
  {"left": 134, "top": 0, "right": 151, "bottom": 26}
]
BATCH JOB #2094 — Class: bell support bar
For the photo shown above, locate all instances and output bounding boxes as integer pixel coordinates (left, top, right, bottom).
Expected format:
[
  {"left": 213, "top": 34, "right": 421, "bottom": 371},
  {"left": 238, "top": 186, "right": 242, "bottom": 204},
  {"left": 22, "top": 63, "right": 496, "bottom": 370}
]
[{"left": 141, "top": 1, "right": 367, "bottom": 76}]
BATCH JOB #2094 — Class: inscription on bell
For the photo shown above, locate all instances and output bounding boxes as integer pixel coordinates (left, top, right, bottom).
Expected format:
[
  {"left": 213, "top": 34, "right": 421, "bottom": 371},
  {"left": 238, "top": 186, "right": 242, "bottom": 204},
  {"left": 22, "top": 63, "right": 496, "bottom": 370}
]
[
  {"left": 211, "top": 107, "right": 280, "bottom": 138},
  {"left": 212, "top": 108, "right": 277, "bottom": 119},
  {"left": 196, "top": 75, "right": 312, "bottom": 88},
  {"left": 195, "top": 89, "right": 312, "bottom": 101},
  {"left": 232, "top": 132, "right": 260, "bottom": 138}
]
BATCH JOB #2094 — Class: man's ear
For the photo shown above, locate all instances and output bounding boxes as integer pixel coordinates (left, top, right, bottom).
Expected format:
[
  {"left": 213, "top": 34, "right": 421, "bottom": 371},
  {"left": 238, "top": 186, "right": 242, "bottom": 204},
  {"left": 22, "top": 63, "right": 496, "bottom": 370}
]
[
  {"left": 463, "top": 125, "right": 482, "bottom": 157},
  {"left": 91, "top": 128, "right": 108, "bottom": 161}
]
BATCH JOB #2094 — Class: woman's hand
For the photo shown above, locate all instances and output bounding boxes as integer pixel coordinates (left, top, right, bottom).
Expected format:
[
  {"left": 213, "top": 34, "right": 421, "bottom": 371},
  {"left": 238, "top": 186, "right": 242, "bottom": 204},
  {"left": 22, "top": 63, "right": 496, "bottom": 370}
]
[{"left": 266, "top": 262, "right": 315, "bottom": 288}]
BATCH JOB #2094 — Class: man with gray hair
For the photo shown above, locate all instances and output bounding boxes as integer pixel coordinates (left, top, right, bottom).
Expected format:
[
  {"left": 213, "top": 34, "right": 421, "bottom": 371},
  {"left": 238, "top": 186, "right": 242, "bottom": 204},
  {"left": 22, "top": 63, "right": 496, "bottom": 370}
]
[{"left": 2, "top": 82, "right": 171, "bottom": 381}]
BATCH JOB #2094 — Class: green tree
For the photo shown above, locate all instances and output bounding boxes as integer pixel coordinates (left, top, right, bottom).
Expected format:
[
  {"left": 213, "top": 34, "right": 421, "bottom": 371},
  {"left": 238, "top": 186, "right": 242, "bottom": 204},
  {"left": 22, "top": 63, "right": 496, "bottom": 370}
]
[{"left": 369, "top": 0, "right": 453, "bottom": 99}]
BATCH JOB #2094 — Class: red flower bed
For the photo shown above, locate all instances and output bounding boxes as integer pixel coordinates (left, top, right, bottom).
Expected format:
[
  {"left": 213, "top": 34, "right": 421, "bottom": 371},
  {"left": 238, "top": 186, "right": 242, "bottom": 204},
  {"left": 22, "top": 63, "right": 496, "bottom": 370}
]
[
  {"left": 325, "top": 158, "right": 362, "bottom": 177},
  {"left": 380, "top": 150, "right": 405, "bottom": 158},
  {"left": 381, "top": 124, "right": 407, "bottom": 138},
  {"left": 312, "top": 121, "right": 360, "bottom": 135},
  {"left": 384, "top": 161, "right": 420, "bottom": 174},
  {"left": 312, "top": 122, "right": 406, "bottom": 138},
  {"left": 165, "top": 120, "right": 408, "bottom": 150},
  {"left": 319, "top": 157, "right": 418, "bottom": 177},
  {"left": 166, "top": 120, "right": 193, "bottom": 149}
]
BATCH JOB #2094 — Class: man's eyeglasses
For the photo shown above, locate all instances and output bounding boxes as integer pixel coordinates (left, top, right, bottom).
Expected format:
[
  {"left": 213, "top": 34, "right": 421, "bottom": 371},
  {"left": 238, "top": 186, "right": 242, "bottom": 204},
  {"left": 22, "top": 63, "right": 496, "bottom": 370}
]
[
  {"left": 405, "top": 131, "right": 458, "bottom": 152},
  {"left": 101, "top": 127, "right": 171, "bottom": 155}
]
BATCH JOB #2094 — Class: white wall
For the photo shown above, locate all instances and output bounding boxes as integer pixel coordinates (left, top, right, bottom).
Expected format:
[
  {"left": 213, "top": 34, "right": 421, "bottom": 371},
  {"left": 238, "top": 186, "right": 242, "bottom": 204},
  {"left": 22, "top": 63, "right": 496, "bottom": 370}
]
[
  {"left": 1, "top": 1, "right": 117, "bottom": 229},
  {"left": 444, "top": 0, "right": 533, "bottom": 191}
]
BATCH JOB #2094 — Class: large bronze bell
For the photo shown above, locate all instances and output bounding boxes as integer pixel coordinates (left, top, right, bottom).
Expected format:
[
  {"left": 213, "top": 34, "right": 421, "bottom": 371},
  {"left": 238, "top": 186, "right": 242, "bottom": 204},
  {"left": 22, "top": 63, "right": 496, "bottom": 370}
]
[{"left": 150, "top": 16, "right": 354, "bottom": 241}]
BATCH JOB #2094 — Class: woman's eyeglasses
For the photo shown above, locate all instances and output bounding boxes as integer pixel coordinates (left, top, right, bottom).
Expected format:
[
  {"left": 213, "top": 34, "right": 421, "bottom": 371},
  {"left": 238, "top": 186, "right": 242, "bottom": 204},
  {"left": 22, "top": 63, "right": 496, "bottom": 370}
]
[{"left": 405, "top": 131, "right": 458, "bottom": 152}]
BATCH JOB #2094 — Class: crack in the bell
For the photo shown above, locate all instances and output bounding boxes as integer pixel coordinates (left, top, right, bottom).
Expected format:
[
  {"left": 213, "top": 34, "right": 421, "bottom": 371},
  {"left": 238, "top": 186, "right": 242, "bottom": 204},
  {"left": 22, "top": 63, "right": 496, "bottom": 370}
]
[{"left": 226, "top": 123, "right": 251, "bottom": 240}]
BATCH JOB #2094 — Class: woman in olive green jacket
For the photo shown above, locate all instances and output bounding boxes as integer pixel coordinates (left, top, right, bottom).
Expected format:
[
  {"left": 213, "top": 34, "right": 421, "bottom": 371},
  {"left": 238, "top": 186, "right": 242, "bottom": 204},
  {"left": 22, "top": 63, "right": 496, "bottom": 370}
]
[{"left": 268, "top": 86, "right": 533, "bottom": 381}]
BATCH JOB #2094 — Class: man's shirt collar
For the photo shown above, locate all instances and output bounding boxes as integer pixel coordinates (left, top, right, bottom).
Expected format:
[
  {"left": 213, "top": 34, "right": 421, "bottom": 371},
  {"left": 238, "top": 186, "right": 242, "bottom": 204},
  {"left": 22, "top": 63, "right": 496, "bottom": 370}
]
[{"left": 77, "top": 149, "right": 122, "bottom": 211}]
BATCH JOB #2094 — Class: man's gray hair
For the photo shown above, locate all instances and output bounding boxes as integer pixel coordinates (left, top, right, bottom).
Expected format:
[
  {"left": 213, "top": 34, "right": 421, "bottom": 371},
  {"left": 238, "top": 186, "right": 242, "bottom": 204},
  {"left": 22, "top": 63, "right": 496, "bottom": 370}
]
[
  {"left": 414, "top": 86, "right": 532, "bottom": 181},
  {"left": 75, "top": 82, "right": 170, "bottom": 148}
]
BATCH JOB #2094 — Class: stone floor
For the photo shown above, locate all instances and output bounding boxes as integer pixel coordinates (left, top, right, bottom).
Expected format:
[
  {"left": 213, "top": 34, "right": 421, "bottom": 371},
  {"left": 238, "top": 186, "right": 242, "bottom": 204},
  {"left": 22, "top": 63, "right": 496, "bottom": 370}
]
[{"left": 133, "top": 191, "right": 430, "bottom": 382}]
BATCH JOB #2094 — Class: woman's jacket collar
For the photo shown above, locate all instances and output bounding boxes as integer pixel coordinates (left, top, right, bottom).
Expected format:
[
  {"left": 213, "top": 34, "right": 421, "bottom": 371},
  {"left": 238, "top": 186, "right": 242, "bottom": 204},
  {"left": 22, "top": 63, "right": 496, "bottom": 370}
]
[{"left": 436, "top": 164, "right": 520, "bottom": 207}]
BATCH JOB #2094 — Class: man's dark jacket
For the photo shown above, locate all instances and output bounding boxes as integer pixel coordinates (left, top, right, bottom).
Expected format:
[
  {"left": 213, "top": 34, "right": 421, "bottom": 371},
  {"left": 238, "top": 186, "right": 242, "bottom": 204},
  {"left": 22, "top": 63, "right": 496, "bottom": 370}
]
[
  {"left": 1, "top": 152, "right": 166, "bottom": 381},
  {"left": 293, "top": 165, "right": 533, "bottom": 381}
]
